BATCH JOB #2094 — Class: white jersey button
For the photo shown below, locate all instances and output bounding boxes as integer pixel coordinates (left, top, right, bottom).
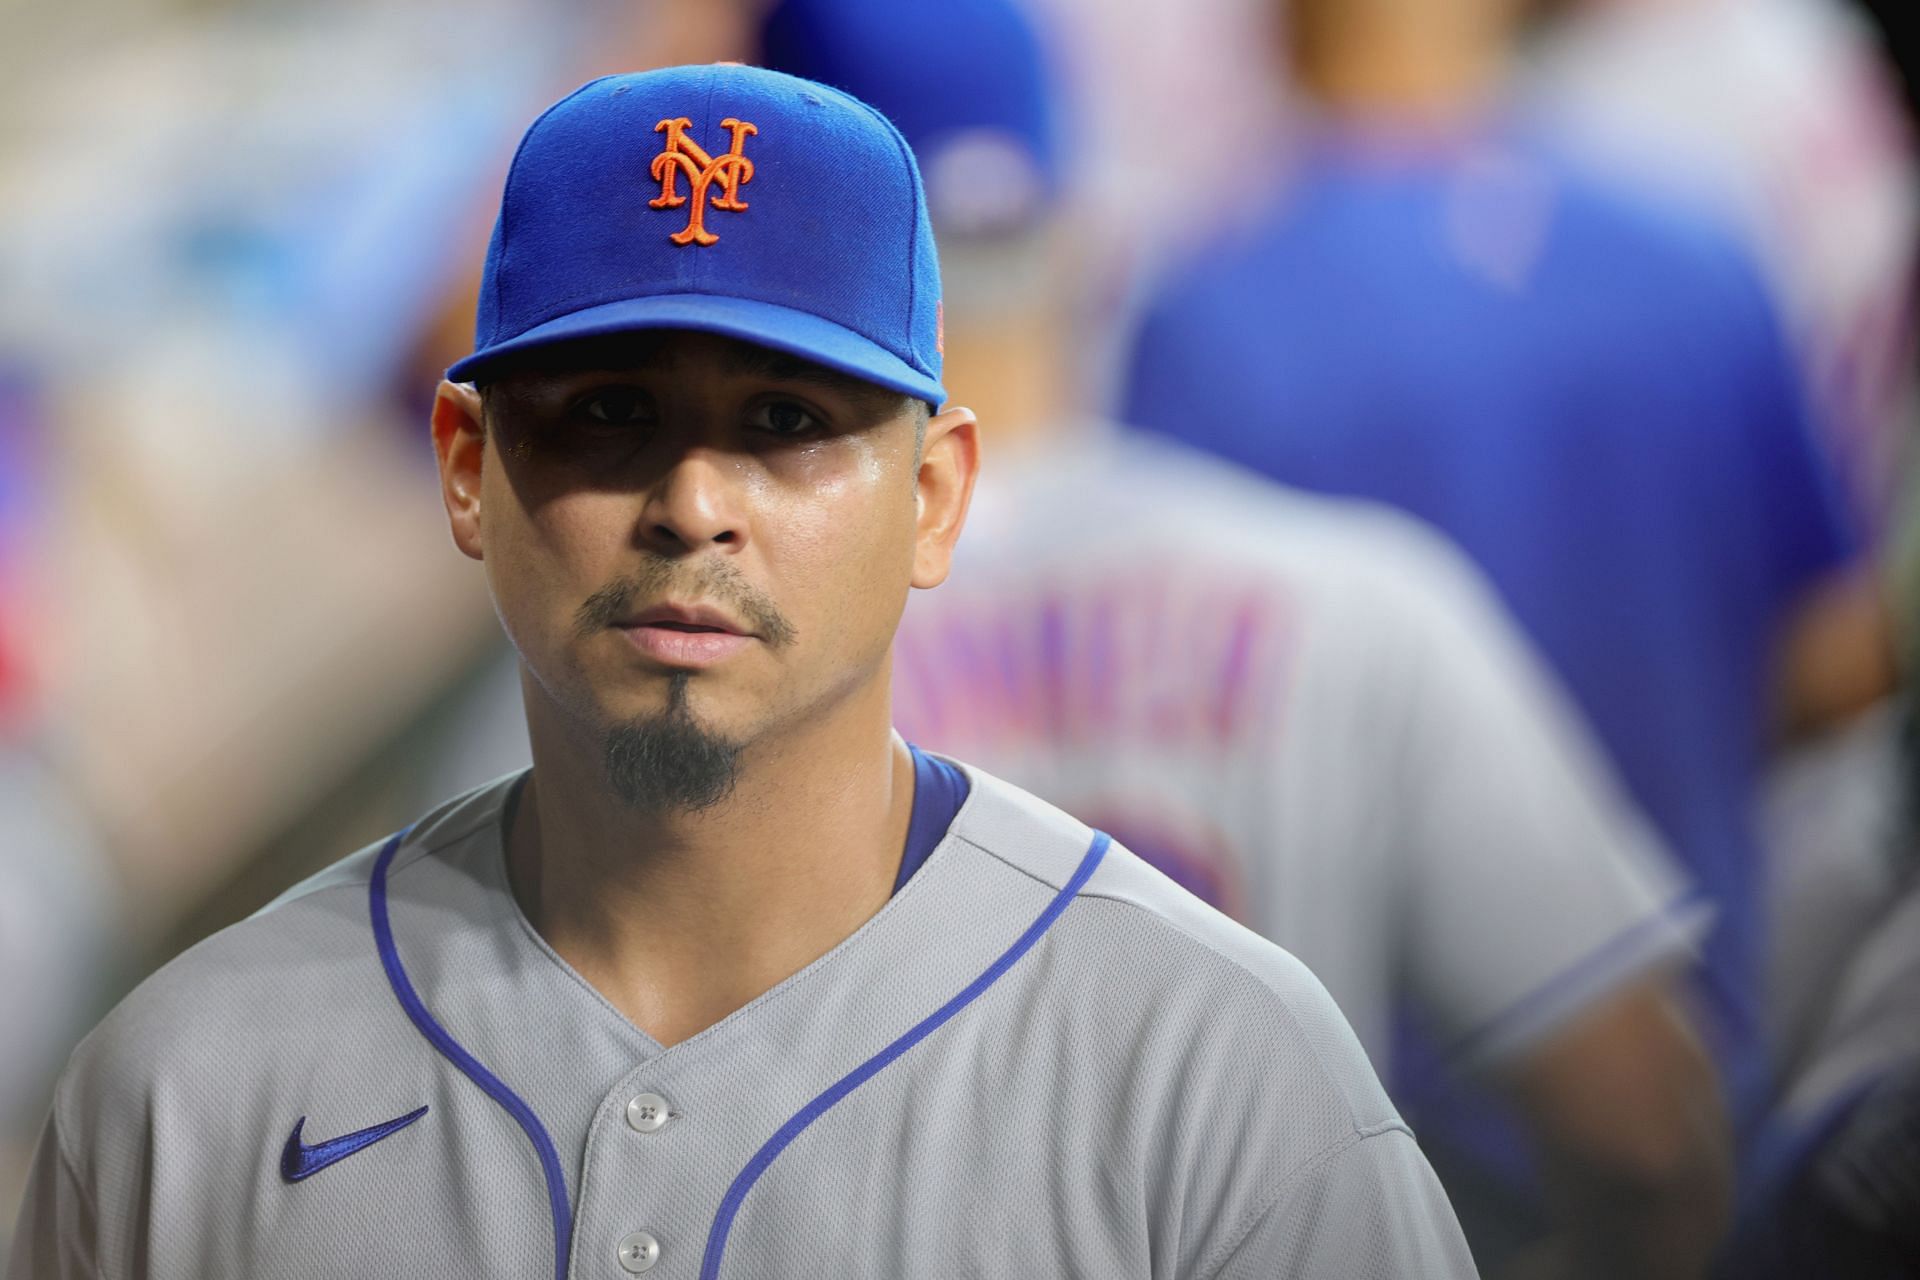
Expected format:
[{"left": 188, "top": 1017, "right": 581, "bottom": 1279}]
[
  {"left": 626, "top": 1092, "right": 675, "bottom": 1132},
  {"left": 617, "top": 1231, "right": 662, "bottom": 1273}
]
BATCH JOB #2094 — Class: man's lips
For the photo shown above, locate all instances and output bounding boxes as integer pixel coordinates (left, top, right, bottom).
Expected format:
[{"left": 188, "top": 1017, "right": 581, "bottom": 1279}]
[
  {"left": 620, "top": 602, "right": 750, "bottom": 635},
  {"left": 615, "top": 603, "right": 754, "bottom": 667}
]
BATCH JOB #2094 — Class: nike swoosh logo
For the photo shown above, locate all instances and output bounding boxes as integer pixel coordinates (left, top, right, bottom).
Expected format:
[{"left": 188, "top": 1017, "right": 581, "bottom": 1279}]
[{"left": 280, "top": 1105, "right": 429, "bottom": 1182}]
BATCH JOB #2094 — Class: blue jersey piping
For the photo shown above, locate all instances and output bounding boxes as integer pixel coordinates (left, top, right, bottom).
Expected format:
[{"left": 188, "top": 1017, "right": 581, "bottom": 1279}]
[
  {"left": 1445, "top": 887, "right": 1716, "bottom": 1067},
  {"left": 699, "top": 829, "right": 1113, "bottom": 1279},
  {"left": 370, "top": 829, "right": 574, "bottom": 1280}
]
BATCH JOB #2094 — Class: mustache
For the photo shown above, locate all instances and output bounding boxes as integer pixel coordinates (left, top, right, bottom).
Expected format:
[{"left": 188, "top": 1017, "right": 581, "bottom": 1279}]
[{"left": 574, "top": 558, "right": 798, "bottom": 648}]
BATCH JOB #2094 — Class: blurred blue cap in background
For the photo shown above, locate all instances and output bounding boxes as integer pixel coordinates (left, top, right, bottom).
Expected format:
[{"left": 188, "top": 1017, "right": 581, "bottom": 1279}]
[{"left": 759, "top": 0, "right": 1063, "bottom": 237}]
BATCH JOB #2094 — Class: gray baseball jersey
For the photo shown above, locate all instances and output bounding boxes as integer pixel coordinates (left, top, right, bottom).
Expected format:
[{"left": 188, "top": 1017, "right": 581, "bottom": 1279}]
[
  {"left": 894, "top": 427, "right": 1697, "bottom": 1072},
  {"left": 9, "top": 764, "right": 1475, "bottom": 1279},
  {"left": 1781, "top": 870, "right": 1920, "bottom": 1124}
]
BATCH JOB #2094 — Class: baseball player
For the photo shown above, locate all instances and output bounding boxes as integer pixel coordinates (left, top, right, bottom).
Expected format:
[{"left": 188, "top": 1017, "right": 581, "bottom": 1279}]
[
  {"left": 7, "top": 65, "right": 1475, "bottom": 1279},
  {"left": 1121, "top": 0, "right": 1879, "bottom": 1239}
]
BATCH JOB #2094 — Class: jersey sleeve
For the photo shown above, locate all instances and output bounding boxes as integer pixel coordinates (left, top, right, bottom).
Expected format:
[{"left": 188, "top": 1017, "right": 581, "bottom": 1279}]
[
  {"left": 1203, "top": 1126, "right": 1478, "bottom": 1280},
  {"left": 5, "top": 1110, "right": 100, "bottom": 1280},
  {"left": 1377, "top": 526, "right": 1706, "bottom": 1065}
]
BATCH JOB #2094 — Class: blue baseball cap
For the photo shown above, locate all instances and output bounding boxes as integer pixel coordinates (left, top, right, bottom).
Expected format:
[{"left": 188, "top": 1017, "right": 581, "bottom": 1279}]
[
  {"left": 759, "top": 0, "right": 1062, "bottom": 236},
  {"left": 448, "top": 64, "right": 945, "bottom": 406}
]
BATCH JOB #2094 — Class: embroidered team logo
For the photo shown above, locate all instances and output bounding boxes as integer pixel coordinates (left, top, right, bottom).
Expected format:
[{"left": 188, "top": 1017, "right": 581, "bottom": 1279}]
[{"left": 650, "top": 116, "right": 758, "bottom": 246}]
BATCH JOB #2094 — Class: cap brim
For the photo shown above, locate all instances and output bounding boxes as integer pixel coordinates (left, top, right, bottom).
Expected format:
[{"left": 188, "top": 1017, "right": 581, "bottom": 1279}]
[{"left": 446, "top": 293, "right": 946, "bottom": 405}]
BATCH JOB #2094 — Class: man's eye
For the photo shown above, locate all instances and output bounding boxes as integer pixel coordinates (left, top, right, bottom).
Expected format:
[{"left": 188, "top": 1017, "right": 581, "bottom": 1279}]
[
  {"left": 750, "top": 401, "right": 823, "bottom": 437},
  {"left": 576, "top": 388, "right": 652, "bottom": 424}
]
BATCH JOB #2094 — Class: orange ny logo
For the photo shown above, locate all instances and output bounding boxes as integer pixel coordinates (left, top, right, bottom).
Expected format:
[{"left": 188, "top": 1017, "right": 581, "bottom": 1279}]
[{"left": 649, "top": 116, "right": 759, "bottom": 246}]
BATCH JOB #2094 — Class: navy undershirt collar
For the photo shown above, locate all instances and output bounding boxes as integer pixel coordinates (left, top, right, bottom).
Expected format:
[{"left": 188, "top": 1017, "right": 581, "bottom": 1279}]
[{"left": 895, "top": 744, "right": 970, "bottom": 894}]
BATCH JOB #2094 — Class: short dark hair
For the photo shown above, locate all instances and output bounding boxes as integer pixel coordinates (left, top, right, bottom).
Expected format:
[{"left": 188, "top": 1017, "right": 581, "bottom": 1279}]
[{"left": 910, "top": 397, "right": 932, "bottom": 460}]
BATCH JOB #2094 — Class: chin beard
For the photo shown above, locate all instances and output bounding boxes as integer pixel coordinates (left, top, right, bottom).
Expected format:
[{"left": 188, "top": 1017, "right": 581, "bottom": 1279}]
[{"left": 602, "top": 673, "right": 742, "bottom": 814}]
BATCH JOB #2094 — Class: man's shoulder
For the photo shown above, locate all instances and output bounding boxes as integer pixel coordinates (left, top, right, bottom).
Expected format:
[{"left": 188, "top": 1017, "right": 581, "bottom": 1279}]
[
  {"left": 945, "top": 761, "right": 1403, "bottom": 1133},
  {"left": 252, "top": 771, "right": 522, "bottom": 915},
  {"left": 51, "top": 776, "right": 520, "bottom": 1134}
]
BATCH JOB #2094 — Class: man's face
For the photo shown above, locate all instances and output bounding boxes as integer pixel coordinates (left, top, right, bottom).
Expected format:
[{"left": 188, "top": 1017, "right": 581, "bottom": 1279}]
[{"left": 431, "top": 331, "right": 976, "bottom": 798}]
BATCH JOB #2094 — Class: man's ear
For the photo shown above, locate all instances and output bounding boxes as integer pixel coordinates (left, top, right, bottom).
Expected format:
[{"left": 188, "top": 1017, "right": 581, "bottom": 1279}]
[
  {"left": 431, "top": 381, "right": 487, "bottom": 562},
  {"left": 911, "top": 406, "right": 980, "bottom": 589}
]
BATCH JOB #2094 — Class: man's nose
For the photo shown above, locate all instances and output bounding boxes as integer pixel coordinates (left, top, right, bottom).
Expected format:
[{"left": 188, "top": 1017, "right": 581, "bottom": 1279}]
[{"left": 635, "top": 446, "right": 747, "bottom": 554}]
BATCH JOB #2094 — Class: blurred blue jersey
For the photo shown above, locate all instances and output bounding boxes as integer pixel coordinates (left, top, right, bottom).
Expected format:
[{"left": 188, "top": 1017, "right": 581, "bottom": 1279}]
[{"left": 1122, "top": 128, "right": 1856, "bottom": 1141}]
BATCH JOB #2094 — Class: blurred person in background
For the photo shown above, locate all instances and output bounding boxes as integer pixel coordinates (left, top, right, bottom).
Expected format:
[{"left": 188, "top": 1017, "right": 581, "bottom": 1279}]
[
  {"left": 0, "top": 367, "right": 119, "bottom": 1264},
  {"left": 1521, "top": 0, "right": 1920, "bottom": 1094},
  {"left": 1722, "top": 793, "right": 1920, "bottom": 1277},
  {"left": 1121, "top": 0, "right": 1894, "bottom": 1259},
  {"left": 1523, "top": 0, "right": 1920, "bottom": 546},
  {"left": 760, "top": 0, "right": 1731, "bottom": 1276},
  {"left": 986, "top": 0, "right": 1288, "bottom": 399}
]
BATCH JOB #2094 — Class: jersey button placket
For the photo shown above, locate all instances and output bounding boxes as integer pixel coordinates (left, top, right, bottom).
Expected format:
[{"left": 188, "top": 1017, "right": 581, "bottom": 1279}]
[{"left": 616, "top": 1093, "right": 676, "bottom": 1272}]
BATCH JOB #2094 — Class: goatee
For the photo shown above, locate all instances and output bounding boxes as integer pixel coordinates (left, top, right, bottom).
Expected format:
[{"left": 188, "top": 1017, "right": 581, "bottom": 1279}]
[{"left": 603, "top": 673, "right": 742, "bottom": 813}]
